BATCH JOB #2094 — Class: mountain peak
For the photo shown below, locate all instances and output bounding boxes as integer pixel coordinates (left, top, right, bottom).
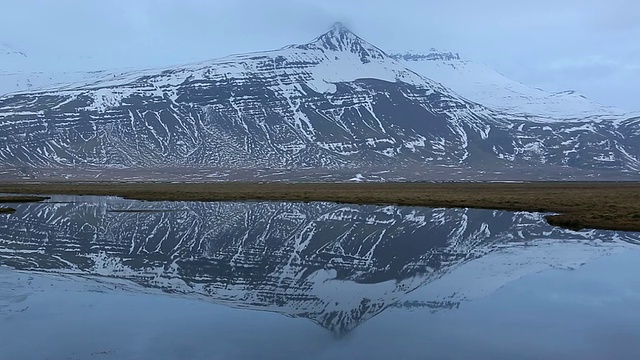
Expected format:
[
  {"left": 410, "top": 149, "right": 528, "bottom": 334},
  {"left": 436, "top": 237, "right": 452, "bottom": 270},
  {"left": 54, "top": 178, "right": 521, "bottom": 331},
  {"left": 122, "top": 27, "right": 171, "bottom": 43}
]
[
  {"left": 315, "top": 22, "right": 363, "bottom": 51},
  {"left": 296, "top": 23, "right": 387, "bottom": 63},
  {"left": 327, "top": 22, "right": 352, "bottom": 36}
]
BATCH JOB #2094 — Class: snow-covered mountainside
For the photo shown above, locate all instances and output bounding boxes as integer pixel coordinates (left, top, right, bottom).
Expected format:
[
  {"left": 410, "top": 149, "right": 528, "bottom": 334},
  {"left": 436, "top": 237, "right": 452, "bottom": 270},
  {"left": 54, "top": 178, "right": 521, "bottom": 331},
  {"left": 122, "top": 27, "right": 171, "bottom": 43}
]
[
  {"left": 0, "top": 43, "right": 127, "bottom": 96},
  {"left": 391, "top": 50, "right": 633, "bottom": 121},
  {"left": 0, "top": 23, "right": 639, "bottom": 178},
  {"left": 0, "top": 69, "right": 121, "bottom": 96},
  {"left": 0, "top": 197, "right": 637, "bottom": 335}
]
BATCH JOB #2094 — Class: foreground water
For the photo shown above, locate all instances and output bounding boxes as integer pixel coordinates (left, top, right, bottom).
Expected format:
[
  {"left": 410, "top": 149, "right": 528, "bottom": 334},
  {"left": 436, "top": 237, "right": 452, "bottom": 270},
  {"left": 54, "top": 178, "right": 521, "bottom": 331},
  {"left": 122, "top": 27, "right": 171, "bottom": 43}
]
[{"left": 1, "top": 196, "right": 639, "bottom": 359}]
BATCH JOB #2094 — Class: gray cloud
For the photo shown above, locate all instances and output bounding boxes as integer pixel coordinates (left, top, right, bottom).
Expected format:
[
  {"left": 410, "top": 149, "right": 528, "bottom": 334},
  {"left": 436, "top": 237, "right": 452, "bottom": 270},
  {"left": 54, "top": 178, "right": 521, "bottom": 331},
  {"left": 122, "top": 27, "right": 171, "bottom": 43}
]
[{"left": 1, "top": 0, "right": 638, "bottom": 111}]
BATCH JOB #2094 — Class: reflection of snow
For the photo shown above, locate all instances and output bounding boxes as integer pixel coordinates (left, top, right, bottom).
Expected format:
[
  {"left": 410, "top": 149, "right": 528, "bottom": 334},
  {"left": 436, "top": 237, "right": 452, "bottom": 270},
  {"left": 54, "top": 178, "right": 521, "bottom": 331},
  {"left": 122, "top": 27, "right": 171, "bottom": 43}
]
[
  {"left": 407, "top": 239, "right": 632, "bottom": 304},
  {"left": 1, "top": 196, "right": 639, "bottom": 337}
]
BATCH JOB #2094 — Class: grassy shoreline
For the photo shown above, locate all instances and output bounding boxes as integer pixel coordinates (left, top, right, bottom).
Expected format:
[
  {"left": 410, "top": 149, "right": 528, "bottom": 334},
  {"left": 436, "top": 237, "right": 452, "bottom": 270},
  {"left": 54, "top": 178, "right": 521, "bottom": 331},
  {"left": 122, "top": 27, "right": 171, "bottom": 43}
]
[
  {"left": 0, "top": 196, "right": 51, "bottom": 203},
  {"left": 0, "top": 182, "right": 639, "bottom": 232}
]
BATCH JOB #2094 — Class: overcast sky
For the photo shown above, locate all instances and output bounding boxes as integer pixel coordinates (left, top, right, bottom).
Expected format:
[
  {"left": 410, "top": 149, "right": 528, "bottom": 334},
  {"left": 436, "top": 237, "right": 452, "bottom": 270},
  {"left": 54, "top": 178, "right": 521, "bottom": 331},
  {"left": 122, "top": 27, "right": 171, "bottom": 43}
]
[{"left": 1, "top": 0, "right": 638, "bottom": 110}]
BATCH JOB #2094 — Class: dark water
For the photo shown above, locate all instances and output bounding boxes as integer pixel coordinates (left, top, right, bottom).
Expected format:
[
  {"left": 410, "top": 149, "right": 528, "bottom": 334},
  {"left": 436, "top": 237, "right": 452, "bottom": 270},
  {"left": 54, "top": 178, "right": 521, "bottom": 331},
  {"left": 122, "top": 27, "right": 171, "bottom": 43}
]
[{"left": 1, "top": 196, "right": 639, "bottom": 360}]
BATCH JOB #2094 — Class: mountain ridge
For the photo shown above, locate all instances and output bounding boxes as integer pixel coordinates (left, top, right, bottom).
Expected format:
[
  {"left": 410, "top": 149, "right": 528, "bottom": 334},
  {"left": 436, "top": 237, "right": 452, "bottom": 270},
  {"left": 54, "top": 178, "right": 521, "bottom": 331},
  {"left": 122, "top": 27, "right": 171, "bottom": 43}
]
[
  {"left": 0, "top": 24, "right": 639, "bottom": 179},
  {"left": 390, "top": 50, "right": 634, "bottom": 121}
]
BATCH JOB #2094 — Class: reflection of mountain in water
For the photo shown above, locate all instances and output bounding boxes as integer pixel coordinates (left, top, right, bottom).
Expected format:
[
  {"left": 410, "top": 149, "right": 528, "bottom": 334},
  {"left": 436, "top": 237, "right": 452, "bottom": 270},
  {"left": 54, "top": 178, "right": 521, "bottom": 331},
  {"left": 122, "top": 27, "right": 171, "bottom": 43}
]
[{"left": 0, "top": 197, "right": 638, "bottom": 335}]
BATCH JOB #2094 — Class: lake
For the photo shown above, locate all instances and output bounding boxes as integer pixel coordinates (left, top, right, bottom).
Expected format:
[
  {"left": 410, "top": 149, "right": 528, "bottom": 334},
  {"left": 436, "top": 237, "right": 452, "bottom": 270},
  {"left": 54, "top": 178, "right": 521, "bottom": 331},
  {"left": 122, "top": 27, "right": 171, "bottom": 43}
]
[{"left": 1, "top": 196, "right": 640, "bottom": 359}]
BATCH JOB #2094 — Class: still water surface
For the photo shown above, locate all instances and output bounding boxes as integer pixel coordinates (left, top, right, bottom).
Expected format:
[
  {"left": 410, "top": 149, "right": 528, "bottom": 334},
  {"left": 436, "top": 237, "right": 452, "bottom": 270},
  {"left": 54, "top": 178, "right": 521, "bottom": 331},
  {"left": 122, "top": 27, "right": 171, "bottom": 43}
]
[{"left": 1, "top": 196, "right": 639, "bottom": 359}]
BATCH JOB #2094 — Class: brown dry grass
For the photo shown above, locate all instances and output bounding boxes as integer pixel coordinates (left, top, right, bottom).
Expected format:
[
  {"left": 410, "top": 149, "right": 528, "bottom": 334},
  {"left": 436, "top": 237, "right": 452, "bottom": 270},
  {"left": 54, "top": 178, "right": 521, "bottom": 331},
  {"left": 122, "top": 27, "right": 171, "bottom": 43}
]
[
  {"left": 0, "top": 182, "right": 639, "bottom": 231},
  {"left": 0, "top": 196, "right": 50, "bottom": 203}
]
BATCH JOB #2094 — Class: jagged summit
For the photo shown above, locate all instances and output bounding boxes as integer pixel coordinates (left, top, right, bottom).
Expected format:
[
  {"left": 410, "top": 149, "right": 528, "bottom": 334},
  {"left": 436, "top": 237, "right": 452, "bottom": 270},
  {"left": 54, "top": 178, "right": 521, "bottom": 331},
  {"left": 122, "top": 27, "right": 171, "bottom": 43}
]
[
  {"left": 296, "top": 22, "right": 388, "bottom": 63},
  {"left": 390, "top": 49, "right": 461, "bottom": 62},
  {"left": 315, "top": 22, "right": 361, "bottom": 47},
  {"left": 328, "top": 22, "right": 351, "bottom": 35}
]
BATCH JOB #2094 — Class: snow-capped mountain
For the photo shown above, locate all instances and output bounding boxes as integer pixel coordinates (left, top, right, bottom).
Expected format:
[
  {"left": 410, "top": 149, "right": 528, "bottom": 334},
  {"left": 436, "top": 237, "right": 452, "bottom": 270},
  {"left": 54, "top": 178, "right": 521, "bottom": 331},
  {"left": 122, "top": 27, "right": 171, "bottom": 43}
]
[
  {"left": 0, "top": 197, "right": 637, "bottom": 335},
  {"left": 0, "top": 23, "right": 639, "bottom": 178},
  {"left": 390, "top": 50, "right": 633, "bottom": 121}
]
